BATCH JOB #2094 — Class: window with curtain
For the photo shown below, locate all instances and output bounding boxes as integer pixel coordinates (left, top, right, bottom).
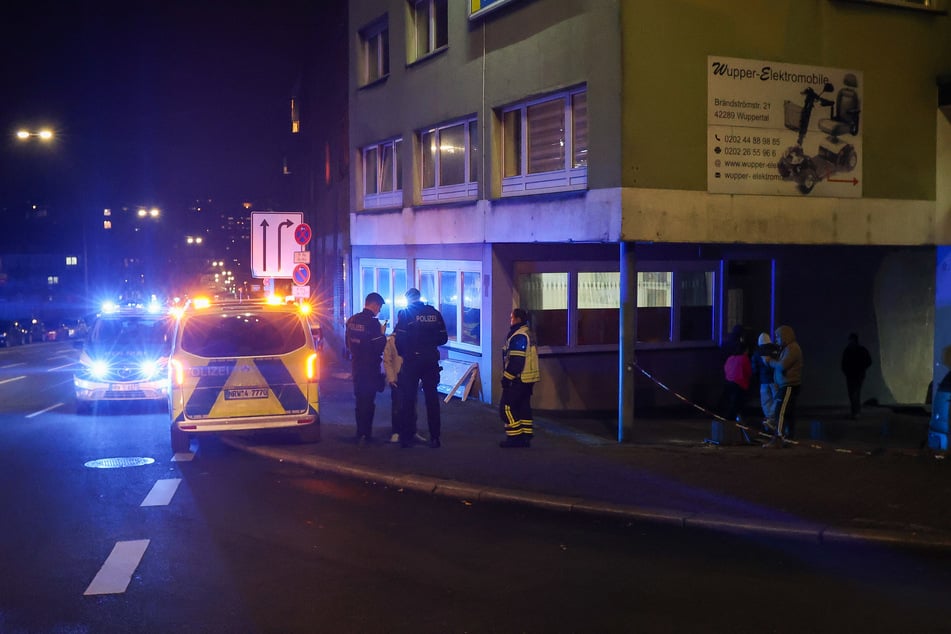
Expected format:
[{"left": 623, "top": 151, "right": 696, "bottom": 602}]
[
  {"left": 409, "top": 0, "right": 447, "bottom": 62},
  {"left": 420, "top": 117, "right": 478, "bottom": 203},
  {"left": 362, "top": 138, "right": 402, "bottom": 209},
  {"left": 359, "top": 19, "right": 389, "bottom": 85}
]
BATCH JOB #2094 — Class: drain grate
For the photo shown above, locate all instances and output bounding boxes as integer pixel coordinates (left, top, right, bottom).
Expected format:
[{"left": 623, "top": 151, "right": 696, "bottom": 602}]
[{"left": 84, "top": 457, "right": 156, "bottom": 469}]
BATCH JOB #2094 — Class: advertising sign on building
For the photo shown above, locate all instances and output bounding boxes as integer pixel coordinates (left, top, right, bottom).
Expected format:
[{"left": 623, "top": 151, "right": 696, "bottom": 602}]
[{"left": 707, "top": 56, "right": 863, "bottom": 198}]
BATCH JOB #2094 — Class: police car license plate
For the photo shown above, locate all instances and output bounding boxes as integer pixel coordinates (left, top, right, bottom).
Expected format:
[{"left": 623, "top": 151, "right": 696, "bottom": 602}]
[
  {"left": 225, "top": 387, "right": 269, "bottom": 400},
  {"left": 111, "top": 383, "right": 140, "bottom": 391}
]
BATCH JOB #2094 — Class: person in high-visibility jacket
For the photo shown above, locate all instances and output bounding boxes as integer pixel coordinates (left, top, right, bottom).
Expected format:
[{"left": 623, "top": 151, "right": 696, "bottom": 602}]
[{"left": 499, "top": 308, "right": 540, "bottom": 448}]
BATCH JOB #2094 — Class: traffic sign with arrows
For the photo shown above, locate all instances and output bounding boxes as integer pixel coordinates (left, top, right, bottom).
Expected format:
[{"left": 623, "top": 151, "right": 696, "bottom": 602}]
[{"left": 250, "top": 212, "right": 303, "bottom": 279}]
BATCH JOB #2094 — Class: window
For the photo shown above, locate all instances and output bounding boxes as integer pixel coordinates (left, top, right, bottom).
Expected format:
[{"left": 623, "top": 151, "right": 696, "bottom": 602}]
[
  {"left": 420, "top": 117, "right": 478, "bottom": 202},
  {"left": 637, "top": 264, "right": 718, "bottom": 346},
  {"left": 362, "top": 138, "right": 403, "bottom": 209},
  {"left": 416, "top": 260, "right": 481, "bottom": 349},
  {"left": 65, "top": 256, "right": 78, "bottom": 266},
  {"left": 360, "top": 19, "right": 389, "bottom": 85},
  {"left": 515, "top": 260, "right": 720, "bottom": 351},
  {"left": 515, "top": 261, "right": 616, "bottom": 351},
  {"left": 409, "top": 0, "right": 447, "bottom": 62},
  {"left": 359, "top": 259, "right": 408, "bottom": 329},
  {"left": 501, "top": 87, "right": 587, "bottom": 196},
  {"left": 47, "top": 276, "right": 59, "bottom": 286}
]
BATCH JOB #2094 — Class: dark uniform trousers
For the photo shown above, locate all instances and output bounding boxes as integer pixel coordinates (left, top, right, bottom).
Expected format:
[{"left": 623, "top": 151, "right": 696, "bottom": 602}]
[
  {"left": 353, "top": 368, "right": 381, "bottom": 439},
  {"left": 399, "top": 356, "right": 441, "bottom": 441}
]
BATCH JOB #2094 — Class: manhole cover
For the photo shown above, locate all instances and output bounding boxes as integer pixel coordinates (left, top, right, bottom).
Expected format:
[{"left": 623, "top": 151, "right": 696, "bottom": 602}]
[{"left": 84, "top": 457, "right": 155, "bottom": 469}]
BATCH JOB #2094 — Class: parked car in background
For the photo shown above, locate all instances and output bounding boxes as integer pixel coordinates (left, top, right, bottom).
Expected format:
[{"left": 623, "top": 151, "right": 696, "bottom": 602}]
[
  {"left": 0, "top": 320, "right": 26, "bottom": 347},
  {"left": 60, "top": 317, "right": 89, "bottom": 340}
]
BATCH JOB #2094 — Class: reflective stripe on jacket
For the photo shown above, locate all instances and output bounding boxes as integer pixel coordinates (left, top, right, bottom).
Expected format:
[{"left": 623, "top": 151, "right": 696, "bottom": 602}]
[{"left": 503, "top": 323, "right": 539, "bottom": 384}]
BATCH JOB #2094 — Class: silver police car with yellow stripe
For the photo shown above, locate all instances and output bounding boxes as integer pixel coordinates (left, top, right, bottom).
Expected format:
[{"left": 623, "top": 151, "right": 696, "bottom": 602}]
[{"left": 167, "top": 298, "right": 320, "bottom": 453}]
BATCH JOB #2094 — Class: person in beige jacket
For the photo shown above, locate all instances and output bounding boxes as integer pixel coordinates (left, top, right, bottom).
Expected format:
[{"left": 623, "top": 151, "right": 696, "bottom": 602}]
[{"left": 383, "top": 333, "right": 422, "bottom": 444}]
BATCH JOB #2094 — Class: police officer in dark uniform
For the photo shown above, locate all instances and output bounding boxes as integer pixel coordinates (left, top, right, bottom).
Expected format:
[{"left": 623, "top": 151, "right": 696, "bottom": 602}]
[
  {"left": 394, "top": 288, "right": 448, "bottom": 448},
  {"left": 346, "top": 292, "right": 387, "bottom": 445}
]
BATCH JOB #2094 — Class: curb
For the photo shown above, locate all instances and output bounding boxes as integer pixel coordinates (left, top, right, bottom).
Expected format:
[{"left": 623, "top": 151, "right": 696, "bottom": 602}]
[{"left": 222, "top": 436, "right": 951, "bottom": 552}]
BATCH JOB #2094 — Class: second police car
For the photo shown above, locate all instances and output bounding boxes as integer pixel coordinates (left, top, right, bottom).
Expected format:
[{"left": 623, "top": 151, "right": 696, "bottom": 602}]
[
  {"left": 167, "top": 297, "right": 321, "bottom": 453},
  {"left": 73, "top": 302, "right": 173, "bottom": 413}
]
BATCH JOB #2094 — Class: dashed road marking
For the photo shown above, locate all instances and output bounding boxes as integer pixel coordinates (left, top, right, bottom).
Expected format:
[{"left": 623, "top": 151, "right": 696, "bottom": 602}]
[
  {"left": 141, "top": 478, "right": 182, "bottom": 507},
  {"left": 84, "top": 539, "right": 150, "bottom": 596},
  {"left": 26, "top": 402, "right": 64, "bottom": 418}
]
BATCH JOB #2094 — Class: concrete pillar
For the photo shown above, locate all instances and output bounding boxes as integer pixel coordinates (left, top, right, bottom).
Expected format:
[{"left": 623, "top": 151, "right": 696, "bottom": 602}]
[{"left": 618, "top": 241, "right": 636, "bottom": 442}]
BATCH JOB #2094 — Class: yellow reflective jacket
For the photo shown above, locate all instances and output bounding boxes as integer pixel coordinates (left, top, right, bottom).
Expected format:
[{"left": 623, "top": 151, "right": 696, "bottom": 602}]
[{"left": 502, "top": 323, "right": 540, "bottom": 384}]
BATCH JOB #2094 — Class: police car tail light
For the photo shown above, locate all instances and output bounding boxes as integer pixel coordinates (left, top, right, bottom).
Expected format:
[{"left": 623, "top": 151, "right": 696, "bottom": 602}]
[
  {"left": 306, "top": 353, "right": 318, "bottom": 382},
  {"left": 170, "top": 359, "right": 185, "bottom": 386},
  {"left": 90, "top": 360, "right": 110, "bottom": 379}
]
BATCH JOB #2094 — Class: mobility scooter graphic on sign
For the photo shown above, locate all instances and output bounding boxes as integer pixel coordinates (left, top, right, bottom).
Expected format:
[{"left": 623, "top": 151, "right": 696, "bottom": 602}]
[{"left": 777, "top": 73, "right": 860, "bottom": 194}]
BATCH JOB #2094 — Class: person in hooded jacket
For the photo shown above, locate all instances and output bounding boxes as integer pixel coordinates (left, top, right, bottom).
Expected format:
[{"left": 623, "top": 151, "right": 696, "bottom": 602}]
[
  {"left": 752, "top": 332, "right": 781, "bottom": 432},
  {"left": 762, "top": 324, "right": 803, "bottom": 448}
]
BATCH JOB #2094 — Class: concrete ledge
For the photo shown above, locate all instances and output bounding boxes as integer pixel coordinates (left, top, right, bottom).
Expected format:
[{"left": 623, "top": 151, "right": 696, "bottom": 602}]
[
  {"left": 685, "top": 514, "right": 824, "bottom": 542},
  {"left": 570, "top": 500, "right": 688, "bottom": 527}
]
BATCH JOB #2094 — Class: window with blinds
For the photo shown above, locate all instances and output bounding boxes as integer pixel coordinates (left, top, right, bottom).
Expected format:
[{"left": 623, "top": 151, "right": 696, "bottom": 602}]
[{"left": 501, "top": 86, "right": 588, "bottom": 196}]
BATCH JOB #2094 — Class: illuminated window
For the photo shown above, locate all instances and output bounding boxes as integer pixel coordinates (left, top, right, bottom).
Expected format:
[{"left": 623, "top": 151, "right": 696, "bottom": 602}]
[
  {"left": 47, "top": 276, "right": 59, "bottom": 286},
  {"left": 65, "top": 256, "right": 78, "bottom": 266},
  {"left": 360, "top": 18, "right": 389, "bottom": 85},
  {"left": 359, "top": 259, "right": 408, "bottom": 329},
  {"left": 637, "top": 265, "right": 718, "bottom": 345},
  {"left": 290, "top": 97, "right": 300, "bottom": 134},
  {"left": 362, "top": 138, "right": 403, "bottom": 209},
  {"left": 420, "top": 117, "right": 478, "bottom": 202},
  {"left": 501, "top": 87, "right": 588, "bottom": 196},
  {"left": 103, "top": 220, "right": 112, "bottom": 230},
  {"left": 516, "top": 261, "right": 719, "bottom": 351},
  {"left": 409, "top": 0, "right": 447, "bottom": 62},
  {"left": 416, "top": 260, "right": 481, "bottom": 349}
]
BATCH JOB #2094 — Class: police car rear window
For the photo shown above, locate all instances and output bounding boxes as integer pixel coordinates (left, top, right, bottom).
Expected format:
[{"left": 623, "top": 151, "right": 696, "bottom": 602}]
[{"left": 179, "top": 312, "right": 307, "bottom": 357}]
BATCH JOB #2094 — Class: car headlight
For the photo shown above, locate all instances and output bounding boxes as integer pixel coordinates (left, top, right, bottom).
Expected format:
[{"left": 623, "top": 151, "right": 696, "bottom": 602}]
[
  {"left": 90, "top": 360, "right": 110, "bottom": 379},
  {"left": 139, "top": 359, "right": 168, "bottom": 380}
]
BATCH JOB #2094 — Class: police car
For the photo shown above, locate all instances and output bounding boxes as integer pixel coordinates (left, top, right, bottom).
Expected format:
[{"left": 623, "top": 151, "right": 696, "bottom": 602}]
[
  {"left": 167, "top": 297, "right": 320, "bottom": 453},
  {"left": 73, "top": 304, "right": 173, "bottom": 413}
]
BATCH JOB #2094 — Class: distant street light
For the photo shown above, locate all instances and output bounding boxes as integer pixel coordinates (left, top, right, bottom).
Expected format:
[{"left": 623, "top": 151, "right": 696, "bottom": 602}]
[{"left": 15, "top": 128, "right": 54, "bottom": 142}]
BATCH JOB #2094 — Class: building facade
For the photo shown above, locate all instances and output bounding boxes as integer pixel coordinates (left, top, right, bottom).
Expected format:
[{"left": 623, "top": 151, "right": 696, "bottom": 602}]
[{"left": 346, "top": 0, "right": 951, "bottom": 438}]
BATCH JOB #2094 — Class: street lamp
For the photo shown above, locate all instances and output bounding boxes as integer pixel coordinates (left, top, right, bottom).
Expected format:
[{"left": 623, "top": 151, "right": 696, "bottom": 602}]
[{"left": 15, "top": 128, "right": 54, "bottom": 142}]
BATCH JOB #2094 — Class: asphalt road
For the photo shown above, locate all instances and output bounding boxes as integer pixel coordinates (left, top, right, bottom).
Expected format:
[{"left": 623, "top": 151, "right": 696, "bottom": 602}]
[{"left": 1, "top": 342, "right": 950, "bottom": 633}]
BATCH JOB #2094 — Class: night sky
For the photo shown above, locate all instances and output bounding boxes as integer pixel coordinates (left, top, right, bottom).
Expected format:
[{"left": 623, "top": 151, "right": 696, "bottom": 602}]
[{"left": 0, "top": 1, "right": 318, "bottom": 216}]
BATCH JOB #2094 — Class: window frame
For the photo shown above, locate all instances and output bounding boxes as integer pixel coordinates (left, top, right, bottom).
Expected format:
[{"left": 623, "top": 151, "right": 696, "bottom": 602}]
[
  {"left": 513, "top": 260, "right": 722, "bottom": 354},
  {"left": 416, "top": 259, "right": 482, "bottom": 353},
  {"left": 358, "top": 258, "right": 408, "bottom": 332},
  {"left": 500, "top": 86, "right": 588, "bottom": 197},
  {"left": 361, "top": 138, "right": 403, "bottom": 209},
  {"left": 359, "top": 18, "right": 390, "bottom": 86},
  {"left": 408, "top": 0, "right": 448, "bottom": 63},
  {"left": 419, "top": 117, "right": 479, "bottom": 203}
]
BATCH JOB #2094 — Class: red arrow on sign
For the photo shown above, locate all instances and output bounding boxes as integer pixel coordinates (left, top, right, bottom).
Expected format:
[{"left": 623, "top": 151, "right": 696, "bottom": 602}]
[{"left": 827, "top": 177, "right": 859, "bottom": 186}]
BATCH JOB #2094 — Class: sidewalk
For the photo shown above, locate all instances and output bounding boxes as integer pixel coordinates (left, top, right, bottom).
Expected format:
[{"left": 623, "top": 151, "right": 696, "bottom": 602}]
[{"left": 224, "top": 362, "right": 951, "bottom": 551}]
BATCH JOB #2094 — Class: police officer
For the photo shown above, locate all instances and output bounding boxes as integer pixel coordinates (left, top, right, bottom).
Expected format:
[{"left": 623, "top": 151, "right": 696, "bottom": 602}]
[
  {"left": 394, "top": 288, "right": 448, "bottom": 448},
  {"left": 346, "top": 292, "right": 387, "bottom": 445},
  {"left": 499, "top": 308, "right": 540, "bottom": 448}
]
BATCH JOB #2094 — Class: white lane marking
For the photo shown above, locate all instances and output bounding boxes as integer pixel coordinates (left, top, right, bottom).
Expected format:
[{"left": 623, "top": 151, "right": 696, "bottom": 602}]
[
  {"left": 48, "top": 361, "right": 77, "bottom": 371},
  {"left": 83, "top": 539, "right": 150, "bottom": 595},
  {"left": 1, "top": 363, "right": 26, "bottom": 368},
  {"left": 26, "top": 403, "right": 64, "bottom": 418},
  {"left": 171, "top": 452, "right": 195, "bottom": 462},
  {"left": 140, "top": 478, "right": 182, "bottom": 507},
  {"left": 0, "top": 375, "right": 26, "bottom": 385}
]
